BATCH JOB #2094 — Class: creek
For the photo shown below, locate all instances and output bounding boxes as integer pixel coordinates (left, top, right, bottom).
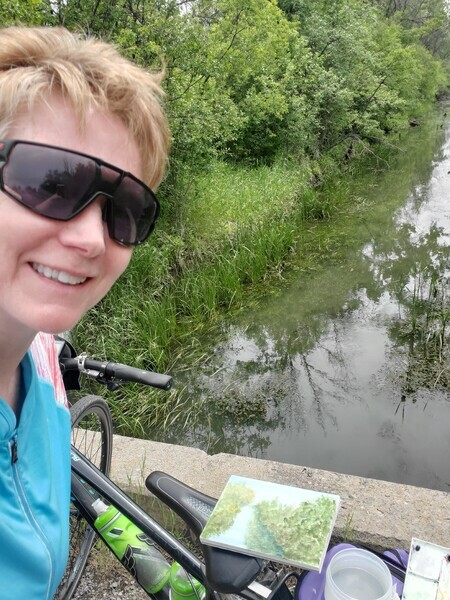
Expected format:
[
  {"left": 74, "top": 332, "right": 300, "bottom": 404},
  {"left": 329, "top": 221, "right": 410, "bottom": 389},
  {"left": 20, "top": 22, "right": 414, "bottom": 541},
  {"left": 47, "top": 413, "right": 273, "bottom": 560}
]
[{"left": 161, "top": 106, "right": 450, "bottom": 493}]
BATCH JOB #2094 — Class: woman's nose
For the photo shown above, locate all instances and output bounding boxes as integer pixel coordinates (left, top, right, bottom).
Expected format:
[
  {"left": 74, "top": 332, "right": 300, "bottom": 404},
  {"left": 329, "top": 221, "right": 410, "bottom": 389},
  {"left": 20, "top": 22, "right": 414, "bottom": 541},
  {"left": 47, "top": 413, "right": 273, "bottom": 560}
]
[{"left": 57, "top": 200, "right": 107, "bottom": 257}]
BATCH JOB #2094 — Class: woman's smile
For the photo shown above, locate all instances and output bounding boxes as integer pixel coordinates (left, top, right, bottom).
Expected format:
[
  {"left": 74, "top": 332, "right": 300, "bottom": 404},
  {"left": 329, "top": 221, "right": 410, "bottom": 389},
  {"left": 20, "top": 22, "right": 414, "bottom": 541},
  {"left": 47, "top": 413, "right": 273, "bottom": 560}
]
[
  {"left": 0, "top": 93, "right": 139, "bottom": 336},
  {"left": 32, "top": 263, "right": 88, "bottom": 285}
]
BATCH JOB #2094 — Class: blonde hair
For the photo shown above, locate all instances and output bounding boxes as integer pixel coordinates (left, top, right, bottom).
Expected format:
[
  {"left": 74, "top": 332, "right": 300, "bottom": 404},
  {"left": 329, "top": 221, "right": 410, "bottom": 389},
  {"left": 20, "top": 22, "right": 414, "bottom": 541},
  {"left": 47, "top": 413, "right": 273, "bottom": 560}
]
[{"left": 0, "top": 26, "right": 170, "bottom": 189}]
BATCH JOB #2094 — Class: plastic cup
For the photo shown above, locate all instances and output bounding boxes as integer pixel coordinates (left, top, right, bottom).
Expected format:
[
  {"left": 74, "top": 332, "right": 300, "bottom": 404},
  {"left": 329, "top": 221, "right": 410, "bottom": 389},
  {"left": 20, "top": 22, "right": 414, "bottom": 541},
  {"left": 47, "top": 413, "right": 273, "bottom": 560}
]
[{"left": 324, "top": 548, "right": 393, "bottom": 600}]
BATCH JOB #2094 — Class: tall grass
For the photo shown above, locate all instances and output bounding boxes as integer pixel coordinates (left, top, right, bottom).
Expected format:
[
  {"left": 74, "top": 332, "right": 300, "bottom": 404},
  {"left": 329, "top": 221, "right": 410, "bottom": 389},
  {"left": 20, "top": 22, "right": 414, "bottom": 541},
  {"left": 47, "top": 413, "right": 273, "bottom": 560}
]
[
  {"left": 70, "top": 158, "right": 317, "bottom": 434},
  {"left": 71, "top": 155, "right": 354, "bottom": 435},
  {"left": 392, "top": 265, "right": 450, "bottom": 404},
  {"left": 74, "top": 160, "right": 309, "bottom": 358}
]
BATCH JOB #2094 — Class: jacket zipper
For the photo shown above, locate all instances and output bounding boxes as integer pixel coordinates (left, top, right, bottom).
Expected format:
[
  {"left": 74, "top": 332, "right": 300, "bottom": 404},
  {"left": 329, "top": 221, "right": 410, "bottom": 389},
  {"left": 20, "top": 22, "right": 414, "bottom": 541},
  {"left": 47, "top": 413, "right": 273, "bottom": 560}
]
[{"left": 9, "top": 435, "right": 55, "bottom": 600}]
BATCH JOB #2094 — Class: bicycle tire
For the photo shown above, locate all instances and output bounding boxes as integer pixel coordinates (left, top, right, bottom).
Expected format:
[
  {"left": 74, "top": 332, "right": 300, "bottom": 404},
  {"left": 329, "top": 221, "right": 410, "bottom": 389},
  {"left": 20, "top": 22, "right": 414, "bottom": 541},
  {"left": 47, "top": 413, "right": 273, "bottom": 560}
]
[{"left": 55, "top": 395, "right": 113, "bottom": 600}]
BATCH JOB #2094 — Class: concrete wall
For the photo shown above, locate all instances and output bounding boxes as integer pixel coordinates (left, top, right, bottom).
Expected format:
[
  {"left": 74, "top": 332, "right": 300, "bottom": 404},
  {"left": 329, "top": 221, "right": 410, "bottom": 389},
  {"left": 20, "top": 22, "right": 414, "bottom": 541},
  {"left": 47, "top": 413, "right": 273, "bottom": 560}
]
[{"left": 110, "top": 434, "right": 450, "bottom": 551}]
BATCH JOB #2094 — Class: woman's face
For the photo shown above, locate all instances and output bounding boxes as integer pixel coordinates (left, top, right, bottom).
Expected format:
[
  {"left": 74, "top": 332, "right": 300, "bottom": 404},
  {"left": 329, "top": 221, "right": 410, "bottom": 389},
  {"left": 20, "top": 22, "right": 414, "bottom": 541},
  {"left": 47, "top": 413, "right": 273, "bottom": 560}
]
[{"left": 0, "top": 94, "right": 139, "bottom": 337}]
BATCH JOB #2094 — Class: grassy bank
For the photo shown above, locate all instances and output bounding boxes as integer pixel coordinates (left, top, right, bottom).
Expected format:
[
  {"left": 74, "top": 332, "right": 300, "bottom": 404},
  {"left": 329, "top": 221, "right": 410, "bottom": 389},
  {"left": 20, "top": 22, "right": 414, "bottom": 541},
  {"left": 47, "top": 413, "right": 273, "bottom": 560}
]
[
  {"left": 74, "top": 160, "right": 369, "bottom": 436},
  {"left": 72, "top": 155, "right": 339, "bottom": 432},
  {"left": 74, "top": 157, "right": 316, "bottom": 367},
  {"left": 71, "top": 131, "right": 428, "bottom": 436}
]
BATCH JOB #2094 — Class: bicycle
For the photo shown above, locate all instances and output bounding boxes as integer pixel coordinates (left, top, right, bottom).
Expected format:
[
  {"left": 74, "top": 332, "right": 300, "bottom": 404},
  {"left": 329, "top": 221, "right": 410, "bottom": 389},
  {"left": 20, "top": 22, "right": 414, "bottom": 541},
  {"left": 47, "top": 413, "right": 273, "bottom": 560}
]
[
  {"left": 54, "top": 338, "right": 407, "bottom": 600},
  {"left": 54, "top": 338, "right": 296, "bottom": 600}
]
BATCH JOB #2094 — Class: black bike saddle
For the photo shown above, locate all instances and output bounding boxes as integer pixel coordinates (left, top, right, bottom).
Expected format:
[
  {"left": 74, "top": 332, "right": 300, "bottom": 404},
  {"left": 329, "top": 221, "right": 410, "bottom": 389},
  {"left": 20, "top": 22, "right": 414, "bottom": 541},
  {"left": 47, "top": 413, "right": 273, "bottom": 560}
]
[{"left": 146, "top": 470, "right": 263, "bottom": 594}]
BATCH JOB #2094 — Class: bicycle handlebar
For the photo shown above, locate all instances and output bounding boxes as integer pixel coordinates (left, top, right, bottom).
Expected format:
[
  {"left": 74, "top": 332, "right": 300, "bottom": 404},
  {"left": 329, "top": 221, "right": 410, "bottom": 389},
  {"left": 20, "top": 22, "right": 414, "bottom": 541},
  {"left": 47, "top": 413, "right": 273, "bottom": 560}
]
[{"left": 60, "top": 356, "right": 173, "bottom": 391}]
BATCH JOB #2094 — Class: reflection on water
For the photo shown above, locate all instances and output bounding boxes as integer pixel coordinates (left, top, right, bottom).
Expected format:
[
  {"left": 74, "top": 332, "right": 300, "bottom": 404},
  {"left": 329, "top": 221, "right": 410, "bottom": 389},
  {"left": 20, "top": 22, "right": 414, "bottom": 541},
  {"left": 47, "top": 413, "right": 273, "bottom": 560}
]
[{"left": 163, "top": 110, "right": 450, "bottom": 492}]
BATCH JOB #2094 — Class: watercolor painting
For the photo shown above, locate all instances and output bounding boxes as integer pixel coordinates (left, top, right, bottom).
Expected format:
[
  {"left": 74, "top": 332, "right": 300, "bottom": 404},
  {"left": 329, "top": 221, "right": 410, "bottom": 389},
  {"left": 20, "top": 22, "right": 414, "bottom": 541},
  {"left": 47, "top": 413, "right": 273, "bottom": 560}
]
[{"left": 200, "top": 475, "right": 340, "bottom": 571}]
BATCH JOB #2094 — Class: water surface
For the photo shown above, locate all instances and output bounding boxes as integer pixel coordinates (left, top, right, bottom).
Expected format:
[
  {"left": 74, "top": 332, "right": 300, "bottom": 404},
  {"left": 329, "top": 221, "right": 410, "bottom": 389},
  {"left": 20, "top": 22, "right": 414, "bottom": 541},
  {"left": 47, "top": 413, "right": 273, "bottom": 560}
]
[{"left": 163, "top": 109, "right": 450, "bottom": 492}]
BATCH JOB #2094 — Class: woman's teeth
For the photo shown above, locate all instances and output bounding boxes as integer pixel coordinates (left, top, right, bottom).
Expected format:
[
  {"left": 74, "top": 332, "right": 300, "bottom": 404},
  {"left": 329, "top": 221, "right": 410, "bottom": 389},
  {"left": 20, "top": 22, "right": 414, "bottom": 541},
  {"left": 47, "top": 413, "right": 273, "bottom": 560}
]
[{"left": 32, "top": 263, "right": 87, "bottom": 285}]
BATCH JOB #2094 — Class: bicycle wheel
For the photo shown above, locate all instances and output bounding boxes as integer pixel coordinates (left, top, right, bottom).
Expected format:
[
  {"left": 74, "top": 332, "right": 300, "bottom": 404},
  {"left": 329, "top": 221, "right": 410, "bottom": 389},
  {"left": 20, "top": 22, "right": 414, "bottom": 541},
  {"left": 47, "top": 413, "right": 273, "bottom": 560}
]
[{"left": 55, "top": 395, "right": 113, "bottom": 600}]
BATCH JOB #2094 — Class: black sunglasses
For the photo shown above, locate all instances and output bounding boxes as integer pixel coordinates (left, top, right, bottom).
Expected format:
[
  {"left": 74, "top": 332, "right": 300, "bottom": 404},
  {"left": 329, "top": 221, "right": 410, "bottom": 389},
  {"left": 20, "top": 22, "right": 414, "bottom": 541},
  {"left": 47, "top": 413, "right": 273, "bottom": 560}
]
[{"left": 0, "top": 140, "right": 160, "bottom": 246}]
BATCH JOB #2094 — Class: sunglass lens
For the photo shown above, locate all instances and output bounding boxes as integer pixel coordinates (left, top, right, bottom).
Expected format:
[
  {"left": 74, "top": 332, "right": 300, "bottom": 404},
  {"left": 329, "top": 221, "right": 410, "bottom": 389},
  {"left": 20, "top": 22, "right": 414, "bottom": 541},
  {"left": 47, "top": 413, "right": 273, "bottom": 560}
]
[
  {"left": 111, "top": 177, "right": 158, "bottom": 245},
  {"left": 2, "top": 142, "right": 158, "bottom": 246},
  {"left": 4, "top": 144, "right": 95, "bottom": 219}
]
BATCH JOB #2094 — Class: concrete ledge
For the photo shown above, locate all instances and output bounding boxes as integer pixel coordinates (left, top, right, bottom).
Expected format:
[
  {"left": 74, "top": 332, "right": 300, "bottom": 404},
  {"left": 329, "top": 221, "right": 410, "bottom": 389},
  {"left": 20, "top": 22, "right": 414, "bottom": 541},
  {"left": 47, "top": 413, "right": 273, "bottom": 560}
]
[{"left": 111, "top": 434, "right": 450, "bottom": 551}]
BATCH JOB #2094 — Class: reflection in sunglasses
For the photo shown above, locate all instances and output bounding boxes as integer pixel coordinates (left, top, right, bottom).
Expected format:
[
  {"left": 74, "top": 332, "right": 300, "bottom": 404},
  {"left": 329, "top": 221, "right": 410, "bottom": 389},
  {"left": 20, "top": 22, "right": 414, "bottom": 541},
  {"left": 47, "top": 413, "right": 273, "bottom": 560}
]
[{"left": 0, "top": 139, "right": 160, "bottom": 246}]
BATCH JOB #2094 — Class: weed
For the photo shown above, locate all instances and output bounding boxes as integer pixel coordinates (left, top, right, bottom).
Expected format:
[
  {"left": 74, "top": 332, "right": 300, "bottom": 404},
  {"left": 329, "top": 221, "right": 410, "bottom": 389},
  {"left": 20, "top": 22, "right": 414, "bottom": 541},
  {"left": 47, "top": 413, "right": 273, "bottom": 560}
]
[{"left": 341, "top": 513, "right": 355, "bottom": 542}]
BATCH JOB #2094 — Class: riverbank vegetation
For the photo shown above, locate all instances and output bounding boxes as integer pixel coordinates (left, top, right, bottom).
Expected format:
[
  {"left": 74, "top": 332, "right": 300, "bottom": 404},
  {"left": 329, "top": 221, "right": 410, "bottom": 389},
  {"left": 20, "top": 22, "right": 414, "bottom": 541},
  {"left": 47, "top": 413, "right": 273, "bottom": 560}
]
[
  {"left": 5, "top": 0, "right": 450, "bottom": 433},
  {"left": 389, "top": 243, "right": 450, "bottom": 417}
]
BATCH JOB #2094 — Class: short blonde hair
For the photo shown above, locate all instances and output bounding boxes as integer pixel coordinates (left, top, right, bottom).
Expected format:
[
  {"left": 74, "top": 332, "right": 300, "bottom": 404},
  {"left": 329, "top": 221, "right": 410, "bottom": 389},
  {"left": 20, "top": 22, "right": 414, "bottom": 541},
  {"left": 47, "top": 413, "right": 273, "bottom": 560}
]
[{"left": 0, "top": 26, "right": 170, "bottom": 189}]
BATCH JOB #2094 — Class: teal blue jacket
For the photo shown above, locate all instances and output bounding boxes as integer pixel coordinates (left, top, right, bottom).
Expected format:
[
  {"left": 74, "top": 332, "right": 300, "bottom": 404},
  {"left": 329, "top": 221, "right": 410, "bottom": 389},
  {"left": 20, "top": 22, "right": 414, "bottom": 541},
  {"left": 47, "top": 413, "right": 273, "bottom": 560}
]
[{"left": 0, "top": 337, "right": 71, "bottom": 599}]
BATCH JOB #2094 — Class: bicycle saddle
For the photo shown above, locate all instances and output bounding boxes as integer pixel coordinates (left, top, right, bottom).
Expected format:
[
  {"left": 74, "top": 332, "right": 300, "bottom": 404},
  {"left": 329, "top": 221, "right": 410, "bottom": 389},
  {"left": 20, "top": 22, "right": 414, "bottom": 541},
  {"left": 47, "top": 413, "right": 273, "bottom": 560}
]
[{"left": 146, "top": 471, "right": 263, "bottom": 594}]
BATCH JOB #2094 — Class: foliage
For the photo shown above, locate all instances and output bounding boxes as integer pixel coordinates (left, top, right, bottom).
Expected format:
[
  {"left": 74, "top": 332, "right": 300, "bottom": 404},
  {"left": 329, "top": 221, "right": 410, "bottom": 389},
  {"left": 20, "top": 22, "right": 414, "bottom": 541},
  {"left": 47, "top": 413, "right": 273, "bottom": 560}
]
[
  {"left": 3, "top": 0, "right": 449, "bottom": 171},
  {"left": 71, "top": 157, "right": 307, "bottom": 378},
  {"left": 372, "top": 0, "right": 450, "bottom": 59},
  {"left": 0, "top": 0, "right": 54, "bottom": 25},
  {"left": 277, "top": 0, "right": 448, "bottom": 159}
]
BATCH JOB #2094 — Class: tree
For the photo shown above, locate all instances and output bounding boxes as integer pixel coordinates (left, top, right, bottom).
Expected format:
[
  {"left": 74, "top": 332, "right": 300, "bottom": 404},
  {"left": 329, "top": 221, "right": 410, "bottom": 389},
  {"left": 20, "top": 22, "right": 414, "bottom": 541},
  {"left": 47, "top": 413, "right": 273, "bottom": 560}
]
[
  {"left": 370, "top": 0, "right": 450, "bottom": 58},
  {"left": 277, "top": 0, "right": 448, "bottom": 159},
  {"left": 0, "top": 0, "right": 54, "bottom": 25}
]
